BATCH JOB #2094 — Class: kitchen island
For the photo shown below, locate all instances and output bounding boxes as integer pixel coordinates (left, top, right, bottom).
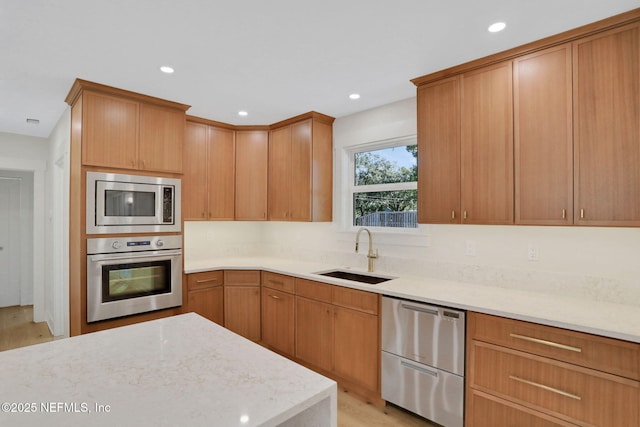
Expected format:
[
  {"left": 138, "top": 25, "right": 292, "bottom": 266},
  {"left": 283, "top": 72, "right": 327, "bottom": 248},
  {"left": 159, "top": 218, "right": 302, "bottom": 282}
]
[{"left": 0, "top": 313, "right": 337, "bottom": 427}]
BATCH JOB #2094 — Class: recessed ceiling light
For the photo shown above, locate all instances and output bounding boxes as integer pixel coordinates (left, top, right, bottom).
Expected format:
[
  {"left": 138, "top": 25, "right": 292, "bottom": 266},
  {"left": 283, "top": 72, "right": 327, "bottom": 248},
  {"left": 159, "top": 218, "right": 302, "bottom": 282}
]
[
  {"left": 160, "top": 66, "right": 174, "bottom": 74},
  {"left": 488, "top": 22, "right": 506, "bottom": 33},
  {"left": 238, "top": 111, "right": 248, "bottom": 117},
  {"left": 349, "top": 93, "right": 361, "bottom": 100}
]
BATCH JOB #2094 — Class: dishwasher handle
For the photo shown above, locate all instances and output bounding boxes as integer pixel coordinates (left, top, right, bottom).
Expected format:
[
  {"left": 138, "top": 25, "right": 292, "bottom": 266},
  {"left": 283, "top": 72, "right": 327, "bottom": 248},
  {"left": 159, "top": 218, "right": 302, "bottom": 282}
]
[
  {"left": 401, "top": 360, "right": 439, "bottom": 378},
  {"left": 401, "top": 303, "right": 439, "bottom": 316}
]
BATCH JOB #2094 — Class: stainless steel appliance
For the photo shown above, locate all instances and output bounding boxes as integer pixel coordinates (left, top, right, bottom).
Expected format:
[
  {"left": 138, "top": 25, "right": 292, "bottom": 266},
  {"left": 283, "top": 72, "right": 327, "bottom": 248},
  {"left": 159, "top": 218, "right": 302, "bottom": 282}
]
[
  {"left": 86, "top": 171, "right": 181, "bottom": 234},
  {"left": 381, "top": 296, "right": 465, "bottom": 427},
  {"left": 86, "top": 235, "right": 182, "bottom": 323}
]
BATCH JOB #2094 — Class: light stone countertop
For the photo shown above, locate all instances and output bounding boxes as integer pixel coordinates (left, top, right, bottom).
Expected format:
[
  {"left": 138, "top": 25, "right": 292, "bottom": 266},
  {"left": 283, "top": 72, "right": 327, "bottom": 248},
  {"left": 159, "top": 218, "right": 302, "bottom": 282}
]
[
  {"left": 0, "top": 313, "right": 337, "bottom": 427},
  {"left": 186, "top": 256, "right": 640, "bottom": 344}
]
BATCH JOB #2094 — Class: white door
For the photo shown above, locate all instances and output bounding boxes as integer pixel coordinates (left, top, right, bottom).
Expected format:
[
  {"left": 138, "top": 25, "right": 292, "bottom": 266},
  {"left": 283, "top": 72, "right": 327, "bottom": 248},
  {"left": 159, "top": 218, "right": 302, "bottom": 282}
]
[{"left": 0, "top": 178, "right": 21, "bottom": 307}]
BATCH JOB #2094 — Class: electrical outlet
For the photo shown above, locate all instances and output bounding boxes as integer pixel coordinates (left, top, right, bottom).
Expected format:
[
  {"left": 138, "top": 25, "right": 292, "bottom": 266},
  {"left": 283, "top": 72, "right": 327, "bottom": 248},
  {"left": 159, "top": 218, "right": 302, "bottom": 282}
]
[
  {"left": 527, "top": 244, "right": 539, "bottom": 261},
  {"left": 465, "top": 240, "right": 476, "bottom": 256}
]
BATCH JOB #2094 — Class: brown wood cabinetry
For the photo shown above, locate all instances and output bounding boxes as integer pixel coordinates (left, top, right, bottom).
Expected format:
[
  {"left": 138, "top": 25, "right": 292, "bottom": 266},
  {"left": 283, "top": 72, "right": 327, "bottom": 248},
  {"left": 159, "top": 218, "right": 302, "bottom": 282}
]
[
  {"left": 183, "top": 120, "right": 235, "bottom": 220},
  {"left": 186, "top": 271, "right": 224, "bottom": 325},
  {"left": 235, "top": 130, "right": 268, "bottom": 220},
  {"left": 224, "top": 270, "right": 261, "bottom": 341},
  {"left": 514, "top": 44, "right": 573, "bottom": 225},
  {"left": 268, "top": 114, "right": 334, "bottom": 222},
  {"left": 573, "top": 22, "right": 640, "bottom": 226},
  {"left": 417, "top": 77, "right": 461, "bottom": 223},
  {"left": 261, "top": 273, "right": 295, "bottom": 356},
  {"left": 467, "top": 312, "right": 640, "bottom": 427},
  {"left": 294, "top": 278, "right": 380, "bottom": 397},
  {"left": 413, "top": 10, "right": 640, "bottom": 227},
  {"left": 67, "top": 80, "right": 188, "bottom": 173},
  {"left": 460, "top": 61, "right": 514, "bottom": 224}
]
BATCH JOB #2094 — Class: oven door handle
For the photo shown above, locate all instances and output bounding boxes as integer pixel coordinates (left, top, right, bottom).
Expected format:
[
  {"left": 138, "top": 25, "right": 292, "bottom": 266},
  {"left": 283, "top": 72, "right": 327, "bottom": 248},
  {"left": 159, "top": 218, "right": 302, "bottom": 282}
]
[{"left": 88, "top": 250, "right": 182, "bottom": 263}]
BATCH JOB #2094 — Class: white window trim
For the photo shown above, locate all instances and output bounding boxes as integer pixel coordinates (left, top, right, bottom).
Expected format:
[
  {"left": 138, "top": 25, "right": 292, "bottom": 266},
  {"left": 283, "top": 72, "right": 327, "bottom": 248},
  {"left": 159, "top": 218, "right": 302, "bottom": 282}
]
[{"left": 341, "top": 135, "right": 421, "bottom": 234}]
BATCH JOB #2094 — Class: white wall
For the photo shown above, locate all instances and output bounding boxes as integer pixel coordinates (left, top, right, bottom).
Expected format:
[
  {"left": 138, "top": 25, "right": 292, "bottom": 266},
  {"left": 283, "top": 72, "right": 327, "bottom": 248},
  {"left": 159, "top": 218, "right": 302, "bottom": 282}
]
[
  {"left": 0, "top": 132, "right": 48, "bottom": 322},
  {"left": 46, "top": 108, "right": 71, "bottom": 337},
  {"left": 184, "top": 97, "right": 640, "bottom": 307}
]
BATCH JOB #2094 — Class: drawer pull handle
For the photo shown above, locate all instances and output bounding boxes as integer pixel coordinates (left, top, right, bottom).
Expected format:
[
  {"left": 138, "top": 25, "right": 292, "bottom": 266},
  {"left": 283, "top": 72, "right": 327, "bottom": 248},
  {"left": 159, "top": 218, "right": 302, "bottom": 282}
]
[
  {"left": 401, "top": 361, "right": 438, "bottom": 378},
  {"left": 196, "top": 278, "right": 219, "bottom": 284},
  {"left": 401, "top": 303, "right": 438, "bottom": 316},
  {"left": 509, "top": 375, "right": 581, "bottom": 401},
  {"left": 269, "top": 295, "right": 281, "bottom": 300},
  {"left": 509, "top": 333, "right": 582, "bottom": 353}
]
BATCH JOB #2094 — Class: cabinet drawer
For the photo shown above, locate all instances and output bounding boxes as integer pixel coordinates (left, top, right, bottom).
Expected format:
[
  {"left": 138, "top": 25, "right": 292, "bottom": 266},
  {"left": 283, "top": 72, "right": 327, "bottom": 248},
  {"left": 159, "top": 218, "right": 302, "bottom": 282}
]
[
  {"left": 332, "top": 286, "right": 378, "bottom": 315},
  {"left": 224, "top": 270, "right": 261, "bottom": 286},
  {"left": 187, "top": 271, "right": 223, "bottom": 291},
  {"left": 467, "top": 390, "right": 577, "bottom": 427},
  {"left": 469, "top": 312, "right": 640, "bottom": 380},
  {"left": 262, "top": 272, "right": 295, "bottom": 293},
  {"left": 296, "top": 278, "right": 332, "bottom": 303},
  {"left": 470, "top": 341, "right": 640, "bottom": 427}
]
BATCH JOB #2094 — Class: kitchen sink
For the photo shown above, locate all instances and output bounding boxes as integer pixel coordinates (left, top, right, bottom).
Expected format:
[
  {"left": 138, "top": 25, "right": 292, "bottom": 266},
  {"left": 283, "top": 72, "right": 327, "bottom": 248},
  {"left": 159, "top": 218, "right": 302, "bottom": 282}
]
[{"left": 314, "top": 269, "right": 394, "bottom": 285}]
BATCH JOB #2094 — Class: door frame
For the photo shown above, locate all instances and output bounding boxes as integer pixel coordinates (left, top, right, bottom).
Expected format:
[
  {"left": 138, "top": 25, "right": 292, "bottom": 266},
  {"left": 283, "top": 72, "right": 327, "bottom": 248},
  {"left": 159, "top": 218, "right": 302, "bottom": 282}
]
[{"left": 0, "top": 156, "right": 46, "bottom": 323}]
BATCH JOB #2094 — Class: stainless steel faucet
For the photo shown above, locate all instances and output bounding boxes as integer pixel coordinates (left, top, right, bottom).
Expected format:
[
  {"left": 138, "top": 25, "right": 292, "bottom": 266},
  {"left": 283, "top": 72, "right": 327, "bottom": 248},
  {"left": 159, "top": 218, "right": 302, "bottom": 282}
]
[{"left": 355, "top": 227, "right": 378, "bottom": 272}]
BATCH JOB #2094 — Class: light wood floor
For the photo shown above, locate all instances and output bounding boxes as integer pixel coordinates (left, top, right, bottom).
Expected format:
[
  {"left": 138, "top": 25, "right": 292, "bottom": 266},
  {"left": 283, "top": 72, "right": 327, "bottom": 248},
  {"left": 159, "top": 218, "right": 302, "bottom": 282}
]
[
  {"left": 0, "top": 305, "right": 54, "bottom": 352},
  {"left": 0, "top": 306, "right": 435, "bottom": 426}
]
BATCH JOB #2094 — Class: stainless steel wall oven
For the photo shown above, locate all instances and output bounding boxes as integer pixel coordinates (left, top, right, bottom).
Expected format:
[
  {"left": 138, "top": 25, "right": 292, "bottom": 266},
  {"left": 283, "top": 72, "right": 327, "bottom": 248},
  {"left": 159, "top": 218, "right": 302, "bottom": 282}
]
[{"left": 86, "top": 235, "right": 182, "bottom": 323}]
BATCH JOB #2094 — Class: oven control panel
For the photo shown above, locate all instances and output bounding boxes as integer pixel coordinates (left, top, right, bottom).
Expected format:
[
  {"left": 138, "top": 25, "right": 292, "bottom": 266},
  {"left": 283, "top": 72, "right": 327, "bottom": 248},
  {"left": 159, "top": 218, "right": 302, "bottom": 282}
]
[{"left": 87, "top": 235, "right": 182, "bottom": 255}]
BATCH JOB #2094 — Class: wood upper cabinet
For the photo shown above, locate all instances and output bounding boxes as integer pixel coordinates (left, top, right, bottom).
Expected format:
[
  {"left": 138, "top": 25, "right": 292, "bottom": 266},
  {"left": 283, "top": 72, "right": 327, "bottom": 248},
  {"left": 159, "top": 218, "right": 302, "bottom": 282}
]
[
  {"left": 138, "top": 103, "right": 184, "bottom": 173},
  {"left": 417, "top": 77, "right": 461, "bottom": 224},
  {"left": 235, "top": 130, "right": 268, "bottom": 220},
  {"left": 573, "top": 22, "right": 640, "bottom": 226},
  {"left": 224, "top": 270, "right": 261, "bottom": 342},
  {"left": 69, "top": 80, "right": 188, "bottom": 173},
  {"left": 268, "top": 114, "right": 334, "bottom": 222},
  {"left": 183, "top": 120, "right": 235, "bottom": 220},
  {"left": 82, "top": 91, "right": 139, "bottom": 169},
  {"left": 514, "top": 44, "right": 573, "bottom": 225},
  {"left": 461, "top": 61, "right": 514, "bottom": 224}
]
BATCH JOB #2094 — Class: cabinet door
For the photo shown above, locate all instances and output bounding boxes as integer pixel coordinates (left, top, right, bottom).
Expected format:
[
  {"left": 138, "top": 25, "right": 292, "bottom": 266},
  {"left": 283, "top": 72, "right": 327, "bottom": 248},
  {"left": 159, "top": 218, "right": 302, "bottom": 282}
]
[
  {"left": 139, "top": 103, "right": 184, "bottom": 173},
  {"left": 235, "top": 130, "right": 268, "bottom": 220},
  {"left": 334, "top": 306, "right": 379, "bottom": 391},
  {"left": 417, "top": 77, "right": 461, "bottom": 223},
  {"left": 224, "top": 286, "right": 261, "bottom": 341},
  {"left": 187, "top": 286, "right": 224, "bottom": 325},
  {"left": 183, "top": 122, "right": 209, "bottom": 220},
  {"left": 515, "top": 44, "right": 573, "bottom": 225},
  {"left": 268, "top": 126, "right": 291, "bottom": 220},
  {"left": 261, "top": 287, "right": 294, "bottom": 356},
  {"left": 295, "top": 297, "right": 333, "bottom": 372},
  {"left": 461, "top": 61, "right": 514, "bottom": 224},
  {"left": 208, "top": 127, "right": 235, "bottom": 220},
  {"left": 82, "top": 91, "right": 139, "bottom": 169},
  {"left": 289, "top": 120, "right": 312, "bottom": 221},
  {"left": 573, "top": 23, "right": 640, "bottom": 226}
]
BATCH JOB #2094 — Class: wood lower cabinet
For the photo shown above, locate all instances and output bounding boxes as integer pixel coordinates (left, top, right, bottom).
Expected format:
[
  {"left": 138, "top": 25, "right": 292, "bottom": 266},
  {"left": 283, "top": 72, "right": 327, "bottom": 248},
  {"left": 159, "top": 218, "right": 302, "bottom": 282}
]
[
  {"left": 183, "top": 120, "right": 235, "bottom": 220},
  {"left": 294, "top": 278, "right": 380, "bottom": 398},
  {"left": 467, "top": 312, "right": 640, "bottom": 427},
  {"left": 186, "top": 271, "right": 224, "bottom": 325},
  {"left": 224, "top": 270, "right": 261, "bottom": 341},
  {"left": 261, "top": 284, "right": 295, "bottom": 356}
]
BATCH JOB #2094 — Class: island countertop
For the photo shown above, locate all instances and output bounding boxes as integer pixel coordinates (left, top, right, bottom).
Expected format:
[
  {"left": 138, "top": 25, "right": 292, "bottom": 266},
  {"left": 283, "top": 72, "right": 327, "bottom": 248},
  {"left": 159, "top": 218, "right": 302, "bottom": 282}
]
[
  {"left": 0, "top": 313, "right": 337, "bottom": 427},
  {"left": 185, "top": 256, "right": 640, "bottom": 344}
]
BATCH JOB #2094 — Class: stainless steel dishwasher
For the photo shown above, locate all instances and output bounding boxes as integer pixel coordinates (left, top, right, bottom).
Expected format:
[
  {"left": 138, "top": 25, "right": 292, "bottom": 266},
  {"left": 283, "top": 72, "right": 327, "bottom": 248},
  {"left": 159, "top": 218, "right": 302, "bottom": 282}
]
[{"left": 381, "top": 296, "right": 465, "bottom": 427}]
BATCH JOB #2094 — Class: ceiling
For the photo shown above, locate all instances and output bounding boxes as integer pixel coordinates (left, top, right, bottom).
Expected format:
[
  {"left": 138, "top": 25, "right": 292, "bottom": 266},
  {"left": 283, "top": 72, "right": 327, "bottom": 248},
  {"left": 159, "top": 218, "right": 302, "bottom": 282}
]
[{"left": 2, "top": 0, "right": 638, "bottom": 139}]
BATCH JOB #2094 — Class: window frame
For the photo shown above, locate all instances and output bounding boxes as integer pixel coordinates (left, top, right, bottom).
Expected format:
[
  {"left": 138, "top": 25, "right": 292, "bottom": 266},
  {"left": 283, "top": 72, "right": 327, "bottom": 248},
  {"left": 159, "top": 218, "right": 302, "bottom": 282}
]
[{"left": 346, "top": 135, "right": 418, "bottom": 231}]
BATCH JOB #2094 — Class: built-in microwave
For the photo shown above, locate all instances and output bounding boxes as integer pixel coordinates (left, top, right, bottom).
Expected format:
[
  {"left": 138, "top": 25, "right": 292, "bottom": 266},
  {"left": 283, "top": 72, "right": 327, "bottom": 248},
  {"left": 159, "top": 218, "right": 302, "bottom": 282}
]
[{"left": 86, "top": 172, "right": 181, "bottom": 234}]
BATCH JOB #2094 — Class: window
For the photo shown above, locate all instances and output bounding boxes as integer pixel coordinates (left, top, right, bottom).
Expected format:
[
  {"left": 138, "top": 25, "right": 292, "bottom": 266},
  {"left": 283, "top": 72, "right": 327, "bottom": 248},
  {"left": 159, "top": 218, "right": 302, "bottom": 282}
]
[{"left": 350, "top": 139, "right": 417, "bottom": 228}]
